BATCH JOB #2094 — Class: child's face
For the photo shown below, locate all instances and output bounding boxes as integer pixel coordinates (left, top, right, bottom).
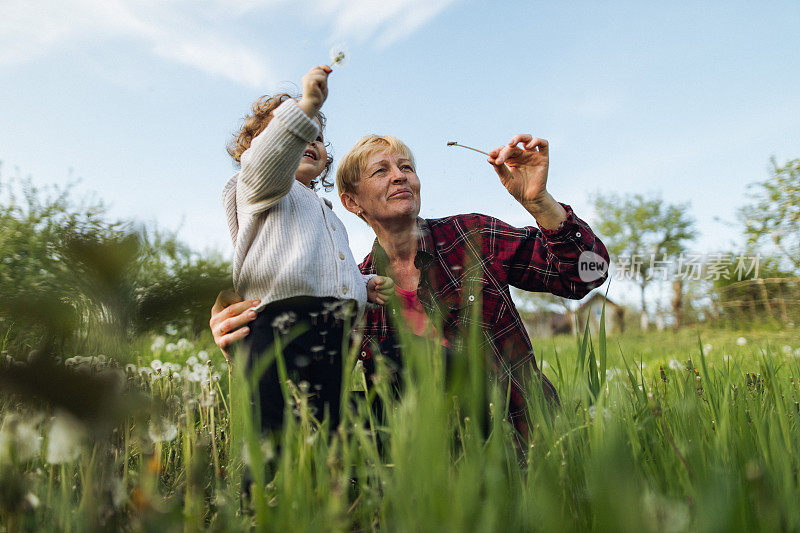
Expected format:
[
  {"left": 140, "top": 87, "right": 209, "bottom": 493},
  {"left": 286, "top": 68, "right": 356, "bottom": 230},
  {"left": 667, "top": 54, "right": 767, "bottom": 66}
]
[{"left": 295, "top": 118, "right": 328, "bottom": 187}]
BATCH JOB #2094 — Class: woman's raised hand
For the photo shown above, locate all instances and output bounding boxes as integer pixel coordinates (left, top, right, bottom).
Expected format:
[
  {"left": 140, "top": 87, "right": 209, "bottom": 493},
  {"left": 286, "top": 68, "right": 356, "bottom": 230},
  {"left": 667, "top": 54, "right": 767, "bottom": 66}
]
[
  {"left": 487, "top": 134, "right": 550, "bottom": 206},
  {"left": 487, "top": 134, "right": 566, "bottom": 229},
  {"left": 298, "top": 65, "right": 332, "bottom": 118},
  {"left": 209, "top": 290, "right": 258, "bottom": 362}
]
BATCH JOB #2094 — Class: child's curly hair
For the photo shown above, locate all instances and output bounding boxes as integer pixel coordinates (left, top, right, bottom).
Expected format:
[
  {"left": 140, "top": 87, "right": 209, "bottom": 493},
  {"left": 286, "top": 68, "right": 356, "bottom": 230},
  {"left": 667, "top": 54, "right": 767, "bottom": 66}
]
[{"left": 227, "top": 93, "right": 334, "bottom": 190}]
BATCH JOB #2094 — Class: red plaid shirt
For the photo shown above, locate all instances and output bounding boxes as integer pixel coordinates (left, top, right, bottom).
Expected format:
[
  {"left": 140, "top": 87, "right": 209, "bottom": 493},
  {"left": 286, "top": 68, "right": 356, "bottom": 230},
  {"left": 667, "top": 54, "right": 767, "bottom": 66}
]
[{"left": 356, "top": 203, "right": 609, "bottom": 424}]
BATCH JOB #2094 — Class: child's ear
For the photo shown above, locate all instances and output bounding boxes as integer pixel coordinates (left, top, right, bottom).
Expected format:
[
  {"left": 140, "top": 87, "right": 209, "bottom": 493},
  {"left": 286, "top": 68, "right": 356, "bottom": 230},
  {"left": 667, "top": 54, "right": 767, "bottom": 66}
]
[{"left": 339, "top": 193, "right": 362, "bottom": 216}]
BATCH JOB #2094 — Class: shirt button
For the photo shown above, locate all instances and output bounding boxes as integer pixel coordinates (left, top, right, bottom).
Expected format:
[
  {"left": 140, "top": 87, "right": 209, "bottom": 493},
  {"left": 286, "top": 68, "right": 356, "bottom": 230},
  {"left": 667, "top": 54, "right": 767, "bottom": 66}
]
[
  {"left": 576, "top": 231, "right": 582, "bottom": 238},
  {"left": 339, "top": 252, "right": 345, "bottom": 260},
  {"left": 360, "top": 351, "right": 366, "bottom": 357},
  {"left": 342, "top": 285, "right": 348, "bottom": 294},
  {"left": 468, "top": 295, "right": 475, "bottom": 302}
]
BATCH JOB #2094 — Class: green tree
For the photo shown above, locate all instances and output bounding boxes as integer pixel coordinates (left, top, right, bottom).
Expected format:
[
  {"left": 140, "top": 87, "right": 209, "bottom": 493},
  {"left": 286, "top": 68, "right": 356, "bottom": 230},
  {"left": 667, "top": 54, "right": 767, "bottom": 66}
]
[
  {"left": 738, "top": 157, "right": 800, "bottom": 273},
  {"left": 591, "top": 192, "right": 697, "bottom": 328},
  {"left": 0, "top": 171, "right": 231, "bottom": 357}
]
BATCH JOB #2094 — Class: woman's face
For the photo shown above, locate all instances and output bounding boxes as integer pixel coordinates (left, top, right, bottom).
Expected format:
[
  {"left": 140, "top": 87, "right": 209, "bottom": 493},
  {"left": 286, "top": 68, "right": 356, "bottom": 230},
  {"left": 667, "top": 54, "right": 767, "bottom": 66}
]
[
  {"left": 350, "top": 150, "right": 421, "bottom": 225},
  {"left": 294, "top": 118, "right": 328, "bottom": 187}
]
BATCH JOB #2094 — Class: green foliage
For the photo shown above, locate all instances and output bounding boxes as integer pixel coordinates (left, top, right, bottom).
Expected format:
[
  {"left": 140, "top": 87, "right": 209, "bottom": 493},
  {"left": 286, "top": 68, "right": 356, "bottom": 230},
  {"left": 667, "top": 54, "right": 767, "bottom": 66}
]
[
  {"left": 3, "top": 309, "right": 800, "bottom": 530},
  {"left": 0, "top": 172, "right": 231, "bottom": 357},
  {"left": 591, "top": 192, "right": 697, "bottom": 315},
  {"left": 738, "top": 157, "right": 800, "bottom": 273}
]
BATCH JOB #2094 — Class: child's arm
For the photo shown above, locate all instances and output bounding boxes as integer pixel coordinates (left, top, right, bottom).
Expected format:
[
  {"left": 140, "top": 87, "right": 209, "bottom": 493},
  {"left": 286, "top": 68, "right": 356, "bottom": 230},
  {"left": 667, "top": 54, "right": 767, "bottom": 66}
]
[
  {"left": 236, "top": 66, "right": 331, "bottom": 214},
  {"left": 367, "top": 275, "right": 395, "bottom": 306}
]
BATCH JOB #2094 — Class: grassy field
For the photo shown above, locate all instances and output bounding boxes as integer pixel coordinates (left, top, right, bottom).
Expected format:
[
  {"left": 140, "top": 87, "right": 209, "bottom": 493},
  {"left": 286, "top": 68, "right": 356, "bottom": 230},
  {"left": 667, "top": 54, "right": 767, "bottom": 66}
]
[{"left": 1, "top": 319, "right": 799, "bottom": 532}]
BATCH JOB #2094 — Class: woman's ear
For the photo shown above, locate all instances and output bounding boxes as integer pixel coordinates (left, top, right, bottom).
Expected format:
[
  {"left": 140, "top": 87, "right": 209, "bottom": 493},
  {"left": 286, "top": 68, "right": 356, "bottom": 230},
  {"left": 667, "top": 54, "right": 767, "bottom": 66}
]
[{"left": 339, "top": 192, "right": 362, "bottom": 216}]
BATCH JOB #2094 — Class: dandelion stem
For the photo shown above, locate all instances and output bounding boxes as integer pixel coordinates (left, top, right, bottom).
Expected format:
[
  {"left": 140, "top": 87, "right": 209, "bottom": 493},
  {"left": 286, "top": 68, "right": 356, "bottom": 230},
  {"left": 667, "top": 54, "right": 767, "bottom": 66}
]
[{"left": 446, "top": 141, "right": 490, "bottom": 157}]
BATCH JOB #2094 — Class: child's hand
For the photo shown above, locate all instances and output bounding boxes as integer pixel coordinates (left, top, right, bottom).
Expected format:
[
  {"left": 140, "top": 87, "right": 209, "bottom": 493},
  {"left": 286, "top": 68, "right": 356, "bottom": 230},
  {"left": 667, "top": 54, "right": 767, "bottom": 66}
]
[
  {"left": 298, "top": 65, "right": 332, "bottom": 118},
  {"left": 367, "top": 275, "right": 395, "bottom": 306}
]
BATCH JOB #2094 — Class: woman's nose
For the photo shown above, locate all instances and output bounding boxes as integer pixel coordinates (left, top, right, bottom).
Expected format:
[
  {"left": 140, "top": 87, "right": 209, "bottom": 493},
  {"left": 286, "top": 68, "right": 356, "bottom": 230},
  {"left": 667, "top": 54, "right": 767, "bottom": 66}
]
[{"left": 390, "top": 166, "right": 407, "bottom": 182}]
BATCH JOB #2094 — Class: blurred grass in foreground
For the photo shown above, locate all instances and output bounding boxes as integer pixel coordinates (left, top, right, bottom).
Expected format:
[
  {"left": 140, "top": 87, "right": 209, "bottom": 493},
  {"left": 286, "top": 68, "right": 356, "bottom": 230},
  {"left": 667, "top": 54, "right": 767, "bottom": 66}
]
[{"left": 1, "top": 295, "right": 799, "bottom": 531}]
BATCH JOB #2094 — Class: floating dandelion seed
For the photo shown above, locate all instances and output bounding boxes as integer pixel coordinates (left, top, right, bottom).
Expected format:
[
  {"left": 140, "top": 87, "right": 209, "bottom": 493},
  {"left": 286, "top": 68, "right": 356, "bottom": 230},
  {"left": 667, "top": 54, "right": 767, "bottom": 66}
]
[
  {"left": 447, "top": 141, "right": 491, "bottom": 157},
  {"left": 329, "top": 43, "right": 349, "bottom": 67}
]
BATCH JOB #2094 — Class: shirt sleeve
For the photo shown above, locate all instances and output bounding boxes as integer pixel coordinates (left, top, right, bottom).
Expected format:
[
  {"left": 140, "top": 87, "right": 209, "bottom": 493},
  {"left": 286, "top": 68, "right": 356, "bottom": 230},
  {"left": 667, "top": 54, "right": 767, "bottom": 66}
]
[
  {"left": 485, "top": 203, "right": 610, "bottom": 298},
  {"left": 235, "top": 98, "right": 319, "bottom": 215}
]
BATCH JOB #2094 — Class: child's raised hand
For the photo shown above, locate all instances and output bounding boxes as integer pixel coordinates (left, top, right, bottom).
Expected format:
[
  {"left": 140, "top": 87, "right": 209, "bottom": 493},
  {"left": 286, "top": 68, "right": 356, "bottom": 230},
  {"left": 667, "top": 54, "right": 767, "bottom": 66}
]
[
  {"left": 367, "top": 275, "right": 395, "bottom": 306},
  {"left": 298, "top": 65, "right": 332, "bottom": 118}
]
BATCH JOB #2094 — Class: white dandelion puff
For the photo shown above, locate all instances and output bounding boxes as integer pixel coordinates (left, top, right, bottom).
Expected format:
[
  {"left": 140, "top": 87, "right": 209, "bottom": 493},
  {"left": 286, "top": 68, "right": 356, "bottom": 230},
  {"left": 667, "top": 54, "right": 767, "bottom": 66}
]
[
  {"left": 736, "top": 337, "right": 747, "bottom": 346},
  {"left": 328, "top": 43, "right": 349, "bottom": 67},
  {"left": 0, "top": 414, "right": 42, "bottom": 463},
  {"left": 148, "top": 417, "right": 178, "bottom": 443},
  {"left": 46, "top": 411, "right": 86, "bottom": 464}
]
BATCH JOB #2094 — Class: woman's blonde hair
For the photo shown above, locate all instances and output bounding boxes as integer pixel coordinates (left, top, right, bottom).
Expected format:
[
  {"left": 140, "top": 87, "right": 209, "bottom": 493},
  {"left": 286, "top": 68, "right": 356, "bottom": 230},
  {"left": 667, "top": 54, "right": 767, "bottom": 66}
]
[
  {"left": 335, "top": 135, "right": 416, "bottom": 196},
  {"left": 227, "top": 93, "right": 334, "bottom": 190}
]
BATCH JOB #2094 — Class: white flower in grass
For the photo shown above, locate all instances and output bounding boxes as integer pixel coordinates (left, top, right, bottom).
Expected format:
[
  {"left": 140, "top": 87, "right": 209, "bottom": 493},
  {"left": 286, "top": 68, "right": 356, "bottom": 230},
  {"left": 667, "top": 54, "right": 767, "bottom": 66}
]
[
  {"left": 148, "top": 417, "right": 178, "bottom": 443},
  {"left": 703, "top": 344, "right": 713, "bottom": 353},
  {"left": 668, "top": 359, "right": 682, "bottom": 371},
  {"left": 187, "top": 372, "right": 201, "bottom": 383},
  {"left": 125, "top": 364, "right": 137, "bottom": 374},
  {"left": 25, "top": 492, "right": 40, "bottom": 509},
  {"left": 605, "top": 369, "right": 615, "bottom": 381},
  {"left": 781, "top": 345, "right": 791, "bottom": 355},
  {"left": 151, "top": 335, "right": 166, "bottom": 351},
  {"left": 723, "top": 355, "right": 731, "bottom": 362},
  {"left": 46, "top": 411, "right": 86, "bottom": 464},
  {"left": 793, "top": 348, "right": 800, "bottom": 358},
  {"left": 540, "top": 360, "right": 549, "bottom": 369},
  {"left": 211, "top": 372, "right": 221, "bottom": 382},
  {"left": 186, "top": 355, "right": 198, "bottom": 367},
  {"left": 197, "top": 350, "right": 209, "bottom": 362},
  {"left": 736, "top": 337, "right": 747, "bottom": 346},
  {"left": 587, "top": 405, "right": 611, "bottom": 421},
  {"left": 165, "top": 343, "right": 177, "bottom": 353},
  {"left": 150, "top": 359, "right": 163, "bottom": 371},
  {"left": 177, "top": 338, "right": 192, "bottom": 351},
  {"left": 0, "top": 414, "right": 42, "bottom": 463},
  {"left": 172, "top": 372, "right": 182, "bottom": 382}
]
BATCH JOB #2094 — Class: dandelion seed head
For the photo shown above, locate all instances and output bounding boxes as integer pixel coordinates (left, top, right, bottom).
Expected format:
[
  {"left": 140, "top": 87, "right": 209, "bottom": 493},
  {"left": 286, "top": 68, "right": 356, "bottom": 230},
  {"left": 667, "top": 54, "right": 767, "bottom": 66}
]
[
  {"left": 0, "top": 414, "right": 42, "bottom": 463},
  {"left": 147, "top": 417, "right": 178, "bottom": 443},
  {"left": 46, "top": 411, "right": 86, "bottom": 464},
  {"left": 328, "top": 43, "right": 349, "bottom": 67}
]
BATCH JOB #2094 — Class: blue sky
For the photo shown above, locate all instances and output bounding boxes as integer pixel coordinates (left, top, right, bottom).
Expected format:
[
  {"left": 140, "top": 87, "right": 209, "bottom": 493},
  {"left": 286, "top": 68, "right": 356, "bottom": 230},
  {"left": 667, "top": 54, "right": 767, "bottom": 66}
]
[{"left": 2, "top": 1, "right": 799, "bottom": 309}]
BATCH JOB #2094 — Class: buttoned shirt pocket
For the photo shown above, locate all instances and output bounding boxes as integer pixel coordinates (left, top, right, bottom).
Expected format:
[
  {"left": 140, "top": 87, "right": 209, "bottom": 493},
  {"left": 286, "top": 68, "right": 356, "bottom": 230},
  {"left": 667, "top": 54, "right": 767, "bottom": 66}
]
[{"left": 434, "top": 276, "right": 494, "bottom": 330}]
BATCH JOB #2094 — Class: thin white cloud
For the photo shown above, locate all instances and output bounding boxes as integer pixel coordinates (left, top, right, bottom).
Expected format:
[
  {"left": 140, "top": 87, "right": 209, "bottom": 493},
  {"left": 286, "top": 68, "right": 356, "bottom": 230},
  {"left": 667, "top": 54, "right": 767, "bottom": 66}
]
[
  {"left": 316, "top": 0, "right": 458, "bottom": 47},
  {"left": 0, "top": 0, "right": 275, "bottom": 87},
  {"left": 0, "top": 0, "right": 456, "bottom": 86}
]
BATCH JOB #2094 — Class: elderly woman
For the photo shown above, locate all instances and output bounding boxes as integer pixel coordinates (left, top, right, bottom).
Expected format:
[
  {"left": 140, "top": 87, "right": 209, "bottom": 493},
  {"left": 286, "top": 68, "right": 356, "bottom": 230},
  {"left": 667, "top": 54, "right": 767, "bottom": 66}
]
[{"left": 211, "top": 133, "right": 609, "bottom": 435}]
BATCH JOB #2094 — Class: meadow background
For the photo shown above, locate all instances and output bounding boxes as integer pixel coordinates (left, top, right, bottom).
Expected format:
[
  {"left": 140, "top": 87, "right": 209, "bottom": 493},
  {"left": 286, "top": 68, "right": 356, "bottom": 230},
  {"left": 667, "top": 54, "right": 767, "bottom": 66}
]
[{"left": 2, "top": 1, "right": 800, "bottom": 531}]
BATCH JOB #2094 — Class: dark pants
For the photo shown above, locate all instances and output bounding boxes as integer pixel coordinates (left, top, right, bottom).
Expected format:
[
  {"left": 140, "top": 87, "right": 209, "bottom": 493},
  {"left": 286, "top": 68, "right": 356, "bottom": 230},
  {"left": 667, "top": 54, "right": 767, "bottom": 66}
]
[{"left": 244, "top": 296, "right": 356, "bottom": 432}]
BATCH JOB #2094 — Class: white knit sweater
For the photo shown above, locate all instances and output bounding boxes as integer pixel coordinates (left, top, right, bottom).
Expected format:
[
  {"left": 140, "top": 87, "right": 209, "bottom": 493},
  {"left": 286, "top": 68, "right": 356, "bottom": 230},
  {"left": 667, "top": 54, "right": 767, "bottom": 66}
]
[{"left": 223, "top": 99, "right": 369, "bottom": 314}]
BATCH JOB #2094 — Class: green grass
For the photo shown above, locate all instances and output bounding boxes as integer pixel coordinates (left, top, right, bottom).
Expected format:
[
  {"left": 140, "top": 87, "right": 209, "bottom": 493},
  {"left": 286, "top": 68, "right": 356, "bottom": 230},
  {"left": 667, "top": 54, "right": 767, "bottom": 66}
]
[{"left": 1, "top": 319, "right": 799, "bottom": 531}]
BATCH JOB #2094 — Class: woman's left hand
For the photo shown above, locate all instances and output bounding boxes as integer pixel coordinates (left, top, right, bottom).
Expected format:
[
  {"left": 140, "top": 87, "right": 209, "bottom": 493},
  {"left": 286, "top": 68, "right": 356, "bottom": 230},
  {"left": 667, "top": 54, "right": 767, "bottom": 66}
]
[{"left": 487, "top": 134, "right": 550, "bottom": 207}]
